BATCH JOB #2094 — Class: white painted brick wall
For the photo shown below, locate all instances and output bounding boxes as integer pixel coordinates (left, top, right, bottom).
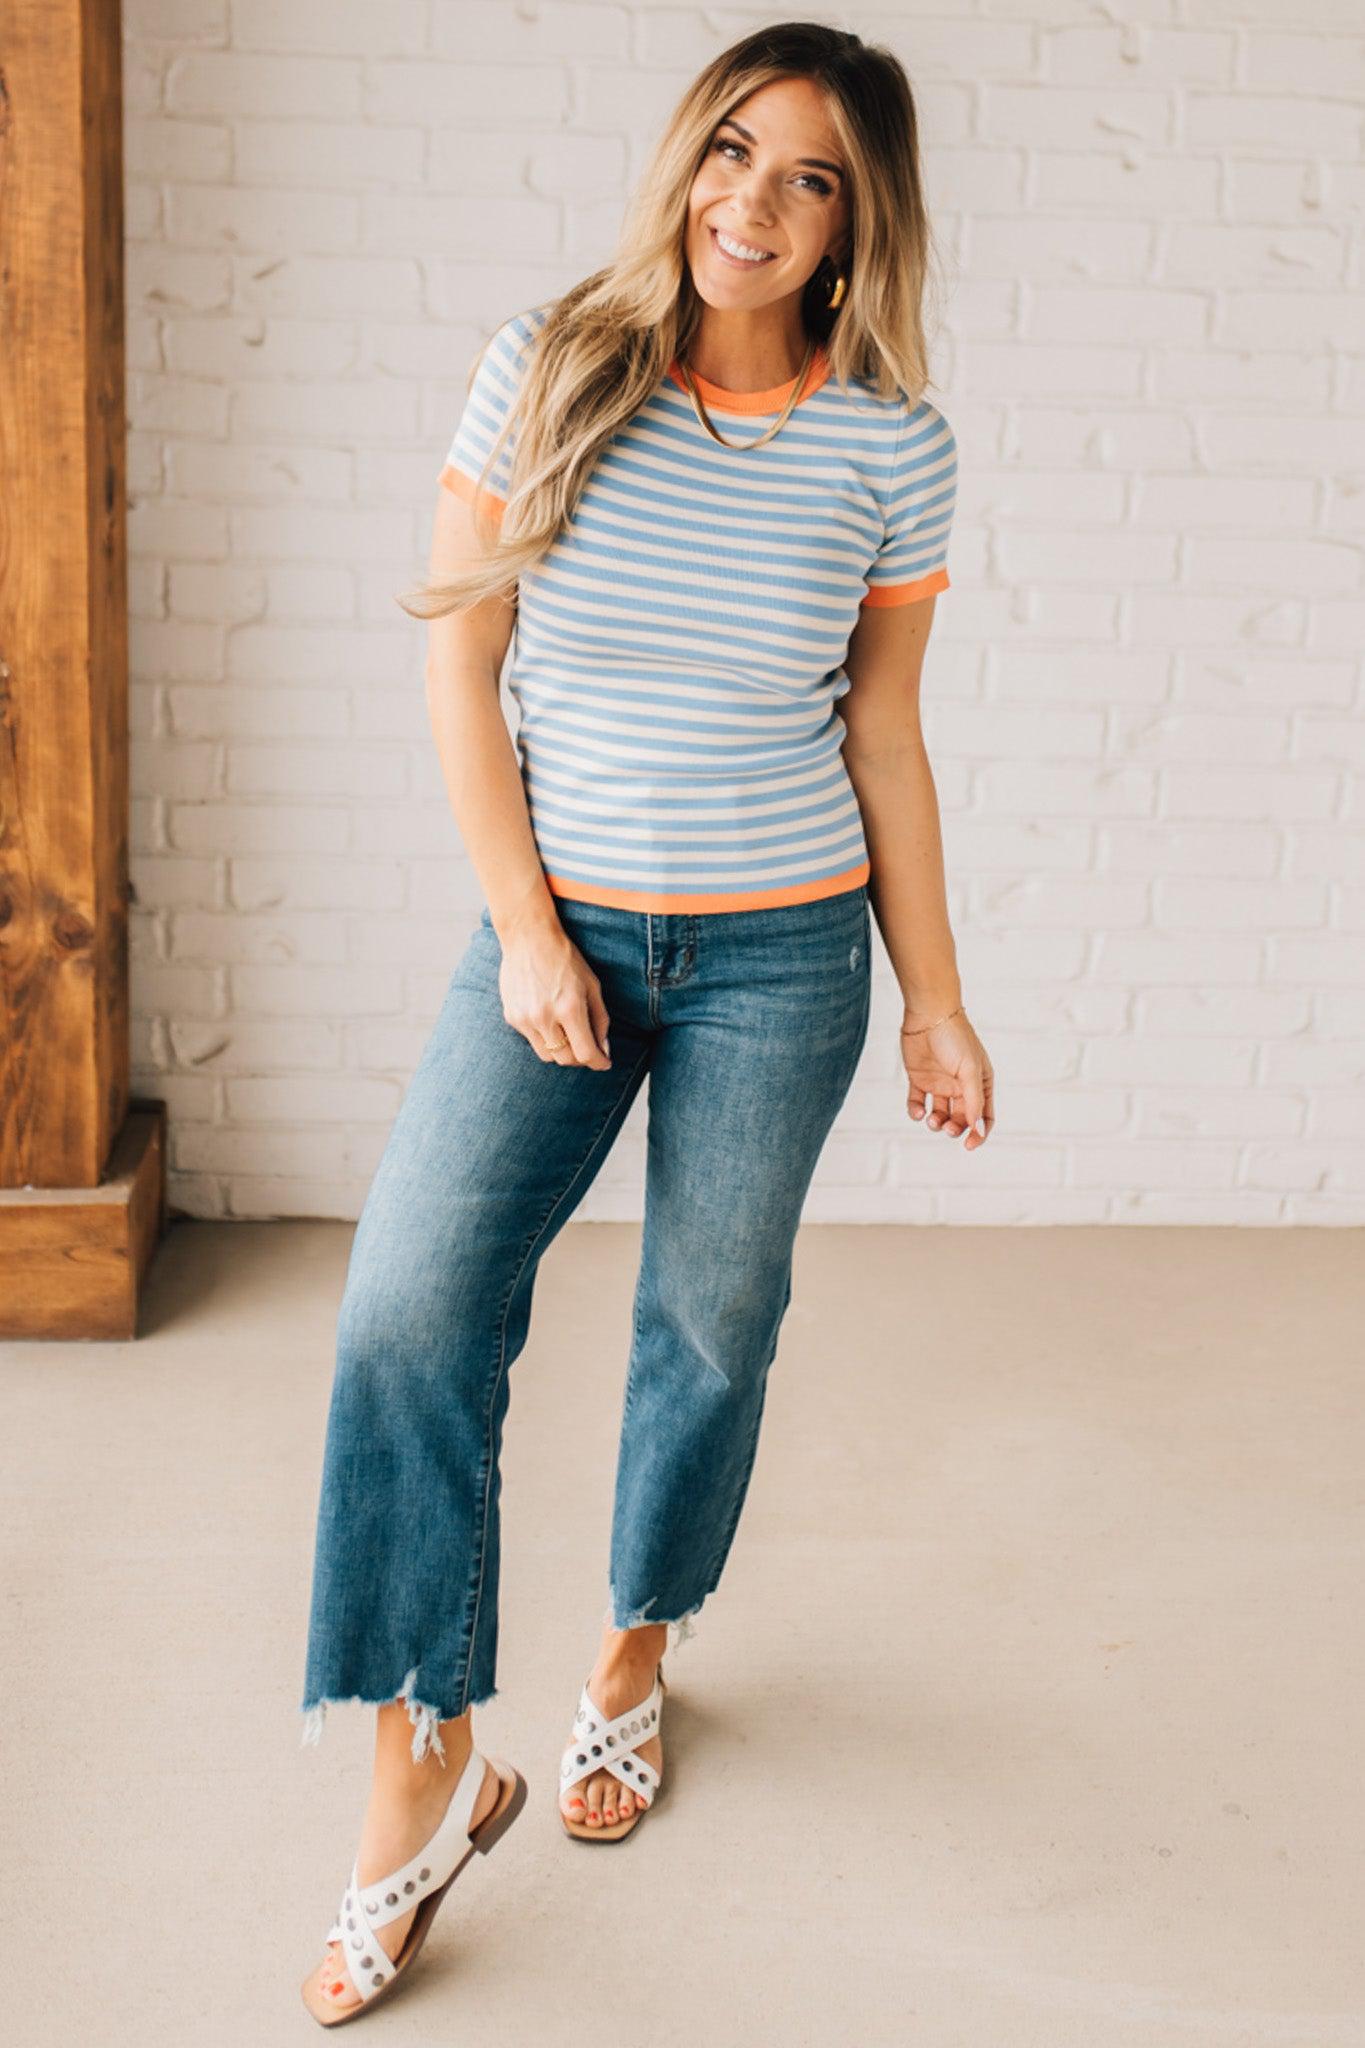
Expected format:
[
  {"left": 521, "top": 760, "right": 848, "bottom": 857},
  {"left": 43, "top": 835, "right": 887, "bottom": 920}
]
[{"left": 123, "top": 1, "right": 1365, "bottom": 1226}]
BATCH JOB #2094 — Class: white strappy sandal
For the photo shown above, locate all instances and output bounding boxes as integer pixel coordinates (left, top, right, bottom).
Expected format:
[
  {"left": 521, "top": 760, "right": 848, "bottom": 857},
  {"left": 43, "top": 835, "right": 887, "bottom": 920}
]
[
  {"left": 301, "top": 1742, "right": 526, "bottom": 2027},
  {"left": 559, "top": 1663, "right": 666, "bottom": 1842}
]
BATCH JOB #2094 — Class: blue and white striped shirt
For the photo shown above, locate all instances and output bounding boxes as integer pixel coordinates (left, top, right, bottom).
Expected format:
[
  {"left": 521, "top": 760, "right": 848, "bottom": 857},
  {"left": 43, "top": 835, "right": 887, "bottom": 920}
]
[{"left": 439, "top": 304, "right": 956, "bottom": 912}]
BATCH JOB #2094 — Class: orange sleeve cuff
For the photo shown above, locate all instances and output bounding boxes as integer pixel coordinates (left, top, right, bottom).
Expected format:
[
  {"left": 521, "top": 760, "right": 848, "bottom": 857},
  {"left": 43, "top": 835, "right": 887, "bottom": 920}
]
[
  {"left": 859, "top": 567, "right": 949, "bottom": 608},
  {"left": 439, "top": 463, "right": 507, "bottom": 522}
]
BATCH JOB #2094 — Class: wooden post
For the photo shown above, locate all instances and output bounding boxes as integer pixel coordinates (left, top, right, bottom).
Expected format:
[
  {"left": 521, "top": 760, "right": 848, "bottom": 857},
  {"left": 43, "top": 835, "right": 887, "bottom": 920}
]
[{"left": 0, "top": 0, "right": 166, "bottom": 1339}]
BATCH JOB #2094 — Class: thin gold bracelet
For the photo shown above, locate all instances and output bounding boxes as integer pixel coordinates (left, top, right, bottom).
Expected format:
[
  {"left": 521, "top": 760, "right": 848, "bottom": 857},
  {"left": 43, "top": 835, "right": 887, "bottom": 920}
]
[{"left": 900, "top": 1004, "right": 963, "bottom": 1036}]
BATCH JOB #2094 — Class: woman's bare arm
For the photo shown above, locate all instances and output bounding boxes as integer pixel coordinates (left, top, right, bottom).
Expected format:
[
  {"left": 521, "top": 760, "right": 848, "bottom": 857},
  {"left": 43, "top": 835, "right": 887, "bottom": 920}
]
[
  {"left": 423, "top": 485, "right": 561, "bottom": 944},
  {"left": 840, "top": 594, "right": 961, "bottom": 1028},
  {"left": 841, "top": 594, "right": 993, "bottom": 1148},
  {"left": 422, "top": 486, "right": 610, "bottom": 1067}
]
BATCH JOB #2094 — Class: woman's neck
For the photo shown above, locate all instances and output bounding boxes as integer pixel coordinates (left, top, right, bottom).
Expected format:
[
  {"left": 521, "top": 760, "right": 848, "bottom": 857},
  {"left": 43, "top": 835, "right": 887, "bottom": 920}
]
[{"left": 683, "top": 311, "right": 814, "bottom": 393}]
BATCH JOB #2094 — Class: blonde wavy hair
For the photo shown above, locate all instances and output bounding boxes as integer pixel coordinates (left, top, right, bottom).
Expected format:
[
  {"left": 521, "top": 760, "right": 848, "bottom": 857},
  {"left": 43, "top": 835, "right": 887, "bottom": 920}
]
[{"left": 398, "top": 20, "right": 945, "bottom": 622}]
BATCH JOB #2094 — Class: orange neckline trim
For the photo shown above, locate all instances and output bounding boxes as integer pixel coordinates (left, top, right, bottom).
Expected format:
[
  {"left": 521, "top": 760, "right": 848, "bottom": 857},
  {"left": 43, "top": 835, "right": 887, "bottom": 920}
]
[{"left": 666, "top": 343, "right": 831, "bottom": 415}]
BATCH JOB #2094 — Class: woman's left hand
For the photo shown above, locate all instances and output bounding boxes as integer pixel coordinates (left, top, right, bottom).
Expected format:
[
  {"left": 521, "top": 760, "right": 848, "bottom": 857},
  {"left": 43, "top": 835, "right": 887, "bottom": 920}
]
[{"left": 899, "top": 1005, "right": 993, "bottom": 1150}]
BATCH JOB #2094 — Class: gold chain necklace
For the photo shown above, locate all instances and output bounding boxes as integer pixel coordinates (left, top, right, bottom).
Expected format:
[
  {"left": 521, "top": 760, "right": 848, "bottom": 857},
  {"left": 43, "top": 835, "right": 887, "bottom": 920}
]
[{"left": 676, "top": 332, "right": 817, "bottom": 450}]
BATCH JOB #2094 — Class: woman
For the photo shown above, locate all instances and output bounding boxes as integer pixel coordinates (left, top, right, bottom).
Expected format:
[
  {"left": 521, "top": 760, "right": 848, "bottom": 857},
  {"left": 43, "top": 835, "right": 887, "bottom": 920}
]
[{"left": 299, "top": 19, "right": 993, "bottom": 2025}]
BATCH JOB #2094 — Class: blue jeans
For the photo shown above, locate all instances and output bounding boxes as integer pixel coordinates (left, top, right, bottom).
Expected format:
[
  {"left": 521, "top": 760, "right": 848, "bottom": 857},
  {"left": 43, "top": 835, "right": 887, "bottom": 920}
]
[{"left": 300, "top": 885, "right": 872, "bottom": 1762}]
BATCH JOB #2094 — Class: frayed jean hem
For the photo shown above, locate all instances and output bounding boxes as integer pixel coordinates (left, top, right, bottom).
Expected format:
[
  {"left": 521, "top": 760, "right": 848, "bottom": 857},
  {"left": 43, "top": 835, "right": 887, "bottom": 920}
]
[
  {"left": 300, "top": 1667, "right": 499, "bottom": 1766},
  {"left": 603, "top": 1594, "right": 702, "bottom": 1652}
]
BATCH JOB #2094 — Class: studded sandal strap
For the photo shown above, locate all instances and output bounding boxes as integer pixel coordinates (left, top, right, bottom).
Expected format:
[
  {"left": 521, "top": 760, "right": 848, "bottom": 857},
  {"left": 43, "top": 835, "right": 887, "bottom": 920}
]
[
  {"left": 559, "top": 1668, "right": 663, "bottom": 1801},
  {"left": 597, "top": 1744, "right": 661, "bottom": 1801},
  {"left": 331, "top": 1861, "right": 396, "bottom": 2005},
  {"left": 323, "top": 1740, "right": 490, "bottom": 2008},
  {"left": 350, "top": 1741, "right": 486, "bottom": 1926},
  {"left": 582, "top": 1676, "right": 662, "bottom": 1800}
]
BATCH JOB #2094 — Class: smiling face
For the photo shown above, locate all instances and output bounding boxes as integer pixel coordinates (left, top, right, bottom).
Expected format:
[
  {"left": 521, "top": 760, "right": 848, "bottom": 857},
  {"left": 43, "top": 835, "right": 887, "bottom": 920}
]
[{"left": 685, "top": 76, "right": 851, "bottom": 313}]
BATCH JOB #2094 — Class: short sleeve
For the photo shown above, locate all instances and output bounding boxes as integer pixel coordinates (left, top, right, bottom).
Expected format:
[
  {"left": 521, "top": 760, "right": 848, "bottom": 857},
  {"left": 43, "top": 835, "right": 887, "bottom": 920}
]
[
  {"left": 859, "top": 400, "right": 957, "bottom": 607},
  {"left": 438, "top": 306, "right": 548, "bottom": 519}
]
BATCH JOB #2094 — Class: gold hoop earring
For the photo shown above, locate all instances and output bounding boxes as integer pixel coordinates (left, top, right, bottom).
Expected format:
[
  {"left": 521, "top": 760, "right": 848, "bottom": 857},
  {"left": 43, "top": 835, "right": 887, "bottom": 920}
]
[{"left": 827, "top": 270, "right": 847, "bottom": 310}]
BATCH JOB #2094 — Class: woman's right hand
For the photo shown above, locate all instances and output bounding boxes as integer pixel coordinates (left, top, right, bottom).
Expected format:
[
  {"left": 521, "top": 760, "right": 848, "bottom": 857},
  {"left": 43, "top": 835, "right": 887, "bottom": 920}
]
[
  {"left": 495, "top": 915, "right": 612, "bottom": 1068},
  {"left": 899, "top": 1004, "right": 993, "bottom": 1149}
]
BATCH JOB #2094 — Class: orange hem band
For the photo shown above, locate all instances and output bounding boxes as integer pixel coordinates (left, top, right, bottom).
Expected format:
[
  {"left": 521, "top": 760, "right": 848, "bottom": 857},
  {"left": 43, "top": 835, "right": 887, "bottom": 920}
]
[{"left": 541, "top": 861, "right": 870, "bottom": 914}]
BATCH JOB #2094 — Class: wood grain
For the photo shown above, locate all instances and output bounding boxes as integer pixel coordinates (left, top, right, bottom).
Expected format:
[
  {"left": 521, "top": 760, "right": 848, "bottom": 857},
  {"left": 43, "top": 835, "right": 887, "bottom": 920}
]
[{"left": 0, "top": 0, "right": 131, "bottom": 1191}]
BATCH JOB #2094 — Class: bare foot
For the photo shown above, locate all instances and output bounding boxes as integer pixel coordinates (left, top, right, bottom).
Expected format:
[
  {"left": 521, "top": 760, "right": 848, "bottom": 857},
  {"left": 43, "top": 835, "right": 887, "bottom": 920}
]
[
  {"left": 559, "top": 1622, "right": 666, "bottom": 1830},
  {"left": 303, "top": 1699, "right": 502, "bottom": 2015}
]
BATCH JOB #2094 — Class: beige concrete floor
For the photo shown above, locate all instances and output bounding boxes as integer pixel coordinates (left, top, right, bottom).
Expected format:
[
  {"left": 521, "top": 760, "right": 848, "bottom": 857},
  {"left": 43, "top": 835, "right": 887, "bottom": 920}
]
[{"left": 4, "top": 1218, "right": 1363, "bottom": 2047}]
